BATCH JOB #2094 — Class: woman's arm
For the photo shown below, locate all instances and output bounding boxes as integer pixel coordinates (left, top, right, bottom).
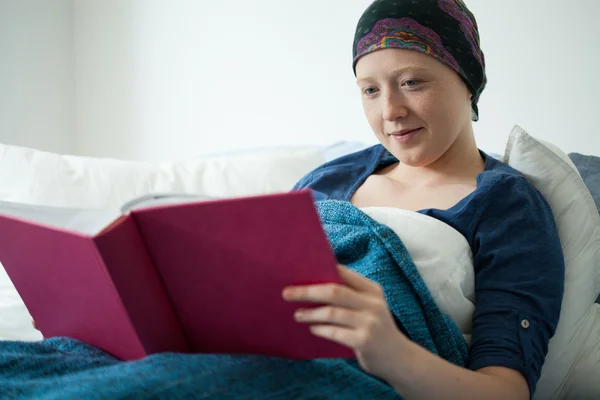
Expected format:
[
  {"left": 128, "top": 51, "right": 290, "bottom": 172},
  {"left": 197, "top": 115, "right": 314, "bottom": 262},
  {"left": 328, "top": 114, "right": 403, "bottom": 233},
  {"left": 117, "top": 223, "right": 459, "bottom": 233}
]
[
  {"left": 283, "top": 265, "right": 529, "bottom": 400},
  {"left": 388, "top": 337, "right": 529, "bottom": 400}
]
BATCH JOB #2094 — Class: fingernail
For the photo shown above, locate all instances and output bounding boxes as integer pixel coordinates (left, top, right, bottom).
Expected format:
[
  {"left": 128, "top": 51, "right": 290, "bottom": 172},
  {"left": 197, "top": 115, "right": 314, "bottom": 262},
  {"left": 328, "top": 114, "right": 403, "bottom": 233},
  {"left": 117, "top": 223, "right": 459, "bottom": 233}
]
[{"left": 294, "top": 310, "right": 304, "bottom": 320}]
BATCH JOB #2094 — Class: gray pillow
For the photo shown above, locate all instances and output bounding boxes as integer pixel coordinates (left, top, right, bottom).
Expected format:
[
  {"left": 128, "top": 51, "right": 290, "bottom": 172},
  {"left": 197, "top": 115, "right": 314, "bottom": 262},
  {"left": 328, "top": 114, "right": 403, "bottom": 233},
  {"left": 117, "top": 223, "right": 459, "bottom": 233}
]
[
  {"left": 568, "top": 152, "right": 600, "bottom": 304},
  {"left": 570, "top": 153, "right": 600, "bottom": 212}
]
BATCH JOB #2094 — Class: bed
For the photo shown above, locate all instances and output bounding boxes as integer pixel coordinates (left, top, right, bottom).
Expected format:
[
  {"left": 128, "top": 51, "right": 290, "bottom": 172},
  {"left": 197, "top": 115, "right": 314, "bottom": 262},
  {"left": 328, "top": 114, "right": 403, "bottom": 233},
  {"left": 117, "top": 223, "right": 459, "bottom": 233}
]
[{"left": 0, "top": 126, "right": 598, "bottom": 399}]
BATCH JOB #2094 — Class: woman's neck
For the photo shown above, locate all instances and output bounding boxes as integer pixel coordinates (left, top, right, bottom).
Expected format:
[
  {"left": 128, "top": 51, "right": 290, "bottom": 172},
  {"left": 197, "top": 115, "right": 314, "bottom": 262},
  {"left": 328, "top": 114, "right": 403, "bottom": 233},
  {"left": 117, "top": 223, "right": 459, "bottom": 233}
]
[{"left": 388, "top": 133, "right": 485, "bottom": 188}]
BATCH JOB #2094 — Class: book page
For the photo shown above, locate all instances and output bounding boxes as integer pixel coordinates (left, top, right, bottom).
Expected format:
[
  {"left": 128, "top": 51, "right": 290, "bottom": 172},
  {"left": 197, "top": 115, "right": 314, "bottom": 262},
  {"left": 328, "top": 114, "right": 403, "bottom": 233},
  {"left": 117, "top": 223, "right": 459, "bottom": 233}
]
[
  {"left": 120, "top": 193, "right": 218, "bottom": 214},
  {"left": 0, "top": 201, "right": 119, "bottom": 236}
]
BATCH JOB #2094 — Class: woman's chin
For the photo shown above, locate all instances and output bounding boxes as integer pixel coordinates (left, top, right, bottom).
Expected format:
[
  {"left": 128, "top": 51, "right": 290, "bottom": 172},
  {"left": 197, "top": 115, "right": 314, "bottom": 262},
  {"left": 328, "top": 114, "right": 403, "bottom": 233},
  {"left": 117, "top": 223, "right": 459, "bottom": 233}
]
[{"left": 386, "top": 143, "right": 432, "bottom": 167}]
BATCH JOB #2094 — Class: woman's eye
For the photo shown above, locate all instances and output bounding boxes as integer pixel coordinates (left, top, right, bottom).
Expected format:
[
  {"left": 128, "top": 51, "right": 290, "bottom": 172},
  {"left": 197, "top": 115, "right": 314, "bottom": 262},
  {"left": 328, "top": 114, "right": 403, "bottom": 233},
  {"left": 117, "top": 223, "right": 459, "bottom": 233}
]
[
  {"left": 403, "top": 80, "right": 420, "bottom": 88},
  {"left": 363, "top": 87, "right": 379, "bottom": 96}
]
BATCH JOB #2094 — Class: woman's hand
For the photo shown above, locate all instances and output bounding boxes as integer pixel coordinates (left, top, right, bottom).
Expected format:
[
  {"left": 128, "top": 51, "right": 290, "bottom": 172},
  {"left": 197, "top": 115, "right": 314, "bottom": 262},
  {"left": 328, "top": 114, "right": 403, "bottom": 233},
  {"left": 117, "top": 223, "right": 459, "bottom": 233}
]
[{"left": 282, "top": 264, "right": 408, "bottom": 382}]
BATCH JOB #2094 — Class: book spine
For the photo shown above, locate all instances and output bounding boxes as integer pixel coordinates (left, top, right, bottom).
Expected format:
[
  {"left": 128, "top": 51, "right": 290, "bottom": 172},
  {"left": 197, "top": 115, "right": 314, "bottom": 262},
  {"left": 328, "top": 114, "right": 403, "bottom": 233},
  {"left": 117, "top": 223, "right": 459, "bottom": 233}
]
[{"left": 94, "top": 216, "right": 190, "bottom": 355}]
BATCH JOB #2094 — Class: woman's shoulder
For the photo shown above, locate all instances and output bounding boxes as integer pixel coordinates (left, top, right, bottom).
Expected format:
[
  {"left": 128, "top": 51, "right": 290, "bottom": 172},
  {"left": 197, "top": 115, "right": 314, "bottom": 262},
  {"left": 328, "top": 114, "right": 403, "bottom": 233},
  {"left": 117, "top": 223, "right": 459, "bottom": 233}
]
[
  {"left": 296, "top": 144, "right": 386, "bottom": 183},
  {"left": 437, "top": 153, "right": 556, "bottom": 241},
  {"left": 472, "top": 152, "right": 545, "bottom": 206},
  {"left": 292, "top": 144, "right": 388, "bottom": 200},
  {"left": 477, "top": 152, "right": 527, "bottom": 186},
  {"left": 456, "top": 152, "right": 558, "bottom": 241}
]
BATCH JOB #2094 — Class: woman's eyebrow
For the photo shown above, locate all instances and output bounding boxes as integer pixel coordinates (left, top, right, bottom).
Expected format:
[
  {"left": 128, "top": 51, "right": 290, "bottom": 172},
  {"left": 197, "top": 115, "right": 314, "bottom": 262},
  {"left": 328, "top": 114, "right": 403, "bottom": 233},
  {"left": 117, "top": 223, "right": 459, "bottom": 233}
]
[
  {"left": 356, "top": 66, "right": 430, "bottom": 84},
  {"left": 390, "top": 66, "right": 429, "bottom": 75}
]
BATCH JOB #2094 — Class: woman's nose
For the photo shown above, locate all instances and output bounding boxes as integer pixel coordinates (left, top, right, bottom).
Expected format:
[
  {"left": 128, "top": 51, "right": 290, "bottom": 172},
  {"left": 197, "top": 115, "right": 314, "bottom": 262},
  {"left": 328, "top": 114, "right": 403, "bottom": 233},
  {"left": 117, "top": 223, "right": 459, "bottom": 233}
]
[{"left": 382, "top": 91, "right": 409, "bottom": 121}]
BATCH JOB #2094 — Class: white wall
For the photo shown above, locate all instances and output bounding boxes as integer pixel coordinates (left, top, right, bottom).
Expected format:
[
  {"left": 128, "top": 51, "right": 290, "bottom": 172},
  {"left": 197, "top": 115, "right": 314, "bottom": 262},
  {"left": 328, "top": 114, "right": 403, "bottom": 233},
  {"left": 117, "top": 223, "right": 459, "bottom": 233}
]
[
  {"left": 73, "top": 0, "right": 137, "bottom": 160},
  {"left": 468, "top": 0, "right": 600, "bottom": 156},
  {"left": 0, "top": 0, "right": 75, "bottom": 155},
  {"left": 73, "top": 0, "right": 375, "bottom": 160},
  {"left": 73, "top": 0, "right": 600, "bottom": 160},
  {"left": 2, "top": 1, "right": 600, "bottom": 160}
]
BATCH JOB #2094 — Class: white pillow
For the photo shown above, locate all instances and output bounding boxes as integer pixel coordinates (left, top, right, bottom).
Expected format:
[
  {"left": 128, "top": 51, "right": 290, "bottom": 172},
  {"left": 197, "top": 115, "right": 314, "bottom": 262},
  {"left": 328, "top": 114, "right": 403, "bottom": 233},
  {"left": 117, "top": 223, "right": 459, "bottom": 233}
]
[
  {"left": 0, "top": 266, "right": 43, "bottom": 341},
  {"left": 558, "top": 303, "right": 600, "bottom": 399},
  {"left": 503, "top": 125, "right": 600, "bottom": 399},
  {"left": 0, "top": 143, "right": 326, "bottom": 211},
  {"left": 360, "top": 207, "right": 475, "bottom": 341}
]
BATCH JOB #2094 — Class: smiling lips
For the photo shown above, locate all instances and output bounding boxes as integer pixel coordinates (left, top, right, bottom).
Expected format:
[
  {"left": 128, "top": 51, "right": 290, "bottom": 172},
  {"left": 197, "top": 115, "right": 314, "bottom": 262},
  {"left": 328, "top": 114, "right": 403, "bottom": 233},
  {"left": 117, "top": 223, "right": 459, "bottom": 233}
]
[
  {"left": 390, "top": 127, "right": 423, "bottom": 143},
  {"left": 390, "top": 128, "right": 421, "bottom": 136}
]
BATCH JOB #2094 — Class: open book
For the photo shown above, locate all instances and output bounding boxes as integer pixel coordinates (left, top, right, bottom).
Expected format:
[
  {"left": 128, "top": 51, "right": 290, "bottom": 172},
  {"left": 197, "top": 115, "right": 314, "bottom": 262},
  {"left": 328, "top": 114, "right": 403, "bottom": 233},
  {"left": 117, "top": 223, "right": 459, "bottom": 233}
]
[{"left": 0, "top": 190, "right": 353, "bottom": 361}]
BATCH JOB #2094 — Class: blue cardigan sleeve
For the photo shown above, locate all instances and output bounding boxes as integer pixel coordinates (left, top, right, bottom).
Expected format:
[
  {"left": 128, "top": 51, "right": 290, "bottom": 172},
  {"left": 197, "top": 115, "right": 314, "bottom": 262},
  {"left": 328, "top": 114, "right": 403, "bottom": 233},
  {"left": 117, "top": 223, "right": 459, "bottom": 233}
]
[{"left": 466, "top": 174, "right": 565, "bottom": 397}]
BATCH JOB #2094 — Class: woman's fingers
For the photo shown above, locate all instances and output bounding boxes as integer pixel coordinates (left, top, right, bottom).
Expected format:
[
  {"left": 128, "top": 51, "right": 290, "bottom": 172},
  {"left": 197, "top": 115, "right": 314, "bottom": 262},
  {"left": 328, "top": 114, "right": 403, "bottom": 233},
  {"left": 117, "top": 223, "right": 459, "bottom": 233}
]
[
  {"left": 282, "top": 265, "right": 386, "bottom": 310},
  {"left": 308, "top": 325, "right": 363, "bottom": 349},
  {"left": 283, "top": 282, "right": 369, "bottom": 310},
  {"left": 337, "top": 264, "right": 384, "bottom": 295},
  {"left": 294, "top": 305, "right": 361, "bottom": 328}
]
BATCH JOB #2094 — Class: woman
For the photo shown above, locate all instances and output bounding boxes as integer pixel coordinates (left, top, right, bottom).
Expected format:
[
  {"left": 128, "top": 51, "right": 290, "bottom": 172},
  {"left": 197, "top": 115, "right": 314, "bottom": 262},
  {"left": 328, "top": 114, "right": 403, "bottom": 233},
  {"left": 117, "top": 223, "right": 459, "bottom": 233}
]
[{"left": 283, "top": 0, "right": 564, "bottom": 399}]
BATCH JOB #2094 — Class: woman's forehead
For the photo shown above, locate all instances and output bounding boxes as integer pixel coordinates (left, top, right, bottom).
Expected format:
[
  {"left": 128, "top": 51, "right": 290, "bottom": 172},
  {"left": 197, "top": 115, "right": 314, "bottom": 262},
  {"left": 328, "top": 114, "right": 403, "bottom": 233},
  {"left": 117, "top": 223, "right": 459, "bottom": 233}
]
[{"left": 355, "top": 49, "right": 439, "bottom": 78}]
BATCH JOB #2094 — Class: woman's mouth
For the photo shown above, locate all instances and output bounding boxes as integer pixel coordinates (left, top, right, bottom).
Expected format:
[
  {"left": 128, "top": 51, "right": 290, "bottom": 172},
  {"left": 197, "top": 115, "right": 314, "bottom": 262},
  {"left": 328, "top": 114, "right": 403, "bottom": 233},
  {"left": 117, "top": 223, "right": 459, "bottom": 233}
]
[{"left": 390, "top": 128, "right": 423, "bottom": 144}]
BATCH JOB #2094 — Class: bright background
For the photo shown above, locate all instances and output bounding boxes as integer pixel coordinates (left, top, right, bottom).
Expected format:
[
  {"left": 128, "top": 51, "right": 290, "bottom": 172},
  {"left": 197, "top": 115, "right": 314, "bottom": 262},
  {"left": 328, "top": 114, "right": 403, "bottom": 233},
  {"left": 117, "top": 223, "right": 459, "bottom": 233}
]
[{"left": 1, "top": 0, "right": 599, "bottom": 161}]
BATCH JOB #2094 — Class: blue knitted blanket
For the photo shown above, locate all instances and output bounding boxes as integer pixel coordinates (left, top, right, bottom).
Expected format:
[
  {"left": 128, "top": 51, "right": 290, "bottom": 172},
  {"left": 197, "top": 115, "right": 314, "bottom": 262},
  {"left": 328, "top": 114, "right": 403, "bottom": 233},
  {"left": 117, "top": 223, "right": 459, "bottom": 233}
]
[{"left": 0, "top": 200, "right": 468, "bottom": 399}]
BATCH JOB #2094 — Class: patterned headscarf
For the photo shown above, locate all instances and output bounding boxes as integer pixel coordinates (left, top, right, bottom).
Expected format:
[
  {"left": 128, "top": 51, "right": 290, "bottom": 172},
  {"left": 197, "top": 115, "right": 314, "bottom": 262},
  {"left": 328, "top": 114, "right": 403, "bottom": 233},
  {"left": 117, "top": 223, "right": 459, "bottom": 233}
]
[{"left": 352, "top": 0, "right": 487, "bottom": 121}]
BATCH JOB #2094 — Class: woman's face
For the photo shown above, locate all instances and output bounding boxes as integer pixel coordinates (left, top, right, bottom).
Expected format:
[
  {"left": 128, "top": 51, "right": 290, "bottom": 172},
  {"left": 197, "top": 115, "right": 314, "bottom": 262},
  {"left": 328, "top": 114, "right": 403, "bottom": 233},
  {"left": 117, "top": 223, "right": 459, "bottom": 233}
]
[{"left": 355, "top": 48, "right": 473, "bottom": 167}]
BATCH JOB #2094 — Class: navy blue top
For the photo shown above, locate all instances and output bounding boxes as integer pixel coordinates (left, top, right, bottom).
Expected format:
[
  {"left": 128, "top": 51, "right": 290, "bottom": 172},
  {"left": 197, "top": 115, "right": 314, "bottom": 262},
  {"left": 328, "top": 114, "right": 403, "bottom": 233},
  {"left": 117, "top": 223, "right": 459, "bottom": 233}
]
[{"left": 293, "top": 145, "right": 565, "bottom": 396}]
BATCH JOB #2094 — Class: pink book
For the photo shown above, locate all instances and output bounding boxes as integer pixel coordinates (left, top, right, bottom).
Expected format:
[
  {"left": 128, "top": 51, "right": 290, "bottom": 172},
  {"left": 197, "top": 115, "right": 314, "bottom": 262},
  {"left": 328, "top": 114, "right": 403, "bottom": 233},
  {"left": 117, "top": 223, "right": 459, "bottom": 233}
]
[{"left": 0, "top": 190, "right": 354, "bottom": 360}]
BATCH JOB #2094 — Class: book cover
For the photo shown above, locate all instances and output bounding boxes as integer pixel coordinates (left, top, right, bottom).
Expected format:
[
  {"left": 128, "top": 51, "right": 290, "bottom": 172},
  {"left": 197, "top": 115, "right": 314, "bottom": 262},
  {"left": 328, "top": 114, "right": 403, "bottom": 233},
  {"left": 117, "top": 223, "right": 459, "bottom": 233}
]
[{"left": 0, "top": 191, "right": 355, "bottom": 360}]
